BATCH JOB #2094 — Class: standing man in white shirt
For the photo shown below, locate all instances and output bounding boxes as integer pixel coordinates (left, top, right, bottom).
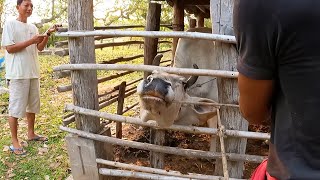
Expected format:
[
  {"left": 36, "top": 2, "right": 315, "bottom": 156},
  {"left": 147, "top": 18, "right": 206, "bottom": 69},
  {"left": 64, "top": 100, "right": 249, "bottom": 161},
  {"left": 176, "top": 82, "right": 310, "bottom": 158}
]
[{"left": 1, "top": 0, "right": 58, "bottom": 155}]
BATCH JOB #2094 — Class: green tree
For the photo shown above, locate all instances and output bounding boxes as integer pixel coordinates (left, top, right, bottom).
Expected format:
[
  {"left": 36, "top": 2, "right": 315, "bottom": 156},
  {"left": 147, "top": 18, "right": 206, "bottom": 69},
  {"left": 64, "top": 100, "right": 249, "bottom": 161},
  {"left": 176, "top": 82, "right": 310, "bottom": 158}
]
[{"left": 98, "top": 0, "right": 173, "bottom": 27}]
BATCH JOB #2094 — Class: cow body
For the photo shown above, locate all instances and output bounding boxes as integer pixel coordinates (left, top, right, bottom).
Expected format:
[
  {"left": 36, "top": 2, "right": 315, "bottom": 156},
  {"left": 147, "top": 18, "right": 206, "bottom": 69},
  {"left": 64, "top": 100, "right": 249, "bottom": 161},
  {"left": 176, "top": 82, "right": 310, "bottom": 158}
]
[{"left": 174, "top": 27, "right": 218, "bottom": 102}]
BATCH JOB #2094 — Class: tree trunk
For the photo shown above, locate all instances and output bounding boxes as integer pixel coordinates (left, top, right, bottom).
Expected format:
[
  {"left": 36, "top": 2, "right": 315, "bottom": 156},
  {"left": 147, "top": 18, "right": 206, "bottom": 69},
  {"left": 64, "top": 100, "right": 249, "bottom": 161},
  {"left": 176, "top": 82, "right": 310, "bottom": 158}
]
[
  {"left": 68, "top": 1, "right": 113, "bottom": 180},
  {"left": 210, "top": 0, "right": 248, "bottom": 178}
]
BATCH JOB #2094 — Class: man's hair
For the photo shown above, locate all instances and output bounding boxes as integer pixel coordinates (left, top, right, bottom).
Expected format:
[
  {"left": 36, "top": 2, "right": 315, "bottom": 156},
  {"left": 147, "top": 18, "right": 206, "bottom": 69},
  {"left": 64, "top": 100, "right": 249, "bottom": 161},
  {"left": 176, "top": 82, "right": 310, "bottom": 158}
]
[{"left": 17, "top": 0, "right": 25, "bottom": 5}]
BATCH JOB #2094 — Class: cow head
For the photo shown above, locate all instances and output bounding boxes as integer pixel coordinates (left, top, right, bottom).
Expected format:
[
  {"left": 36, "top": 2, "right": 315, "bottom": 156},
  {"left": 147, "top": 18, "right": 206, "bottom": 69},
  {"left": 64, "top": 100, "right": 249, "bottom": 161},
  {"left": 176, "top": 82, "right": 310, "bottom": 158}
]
[{"left": 137, "top": 61, "right": 217, "bottom": 127}]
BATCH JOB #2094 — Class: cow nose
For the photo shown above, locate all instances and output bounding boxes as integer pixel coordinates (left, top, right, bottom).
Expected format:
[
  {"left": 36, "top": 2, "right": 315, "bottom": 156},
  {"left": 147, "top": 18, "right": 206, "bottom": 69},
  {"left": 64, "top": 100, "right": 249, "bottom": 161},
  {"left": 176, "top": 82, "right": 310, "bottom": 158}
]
[{"left": 144, "top": 78, "right": 170, "bottom": 96}]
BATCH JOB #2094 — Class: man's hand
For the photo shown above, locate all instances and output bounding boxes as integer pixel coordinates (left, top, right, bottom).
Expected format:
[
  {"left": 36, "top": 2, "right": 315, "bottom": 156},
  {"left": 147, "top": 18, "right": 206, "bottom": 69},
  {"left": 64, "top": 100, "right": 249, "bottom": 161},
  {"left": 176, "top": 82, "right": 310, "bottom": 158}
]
[
  {"left": 31, "top": 35, "right": 46, "bottom": 44},
  {"left": 45, "top": 24, "right": 62, "bottom": 36}
]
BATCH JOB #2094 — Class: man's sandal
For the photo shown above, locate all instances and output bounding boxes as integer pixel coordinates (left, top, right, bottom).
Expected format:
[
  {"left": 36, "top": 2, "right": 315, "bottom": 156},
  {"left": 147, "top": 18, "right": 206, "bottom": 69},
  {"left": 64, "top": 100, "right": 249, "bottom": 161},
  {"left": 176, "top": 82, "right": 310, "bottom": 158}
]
[
  {"left": 27, "top": 135, "right": 48, "bottom": 142},
  {"left": 9, "top": 145, "right": 27, "bottom": 156}
]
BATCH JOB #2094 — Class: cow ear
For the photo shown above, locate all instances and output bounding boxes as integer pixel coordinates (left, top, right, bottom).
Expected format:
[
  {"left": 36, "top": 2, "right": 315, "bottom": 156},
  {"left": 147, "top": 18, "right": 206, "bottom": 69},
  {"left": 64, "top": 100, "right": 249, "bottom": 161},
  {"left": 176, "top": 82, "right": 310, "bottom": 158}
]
[{"left": 187, "top": 97, "right": 217, "bottom": 125}]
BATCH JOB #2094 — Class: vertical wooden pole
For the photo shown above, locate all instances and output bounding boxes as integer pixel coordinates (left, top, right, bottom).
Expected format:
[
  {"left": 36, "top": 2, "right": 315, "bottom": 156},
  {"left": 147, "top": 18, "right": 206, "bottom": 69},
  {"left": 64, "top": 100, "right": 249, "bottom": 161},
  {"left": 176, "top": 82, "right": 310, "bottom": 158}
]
[
  {"left": 189, "top": 18, "right": 197, "bottom": 29},
  {"left": 196, "top": 14, "right": 205, "bottom": 27},
  {"left": 150, "top": 129, "right": 165, "bottom": 169},
  {"left": 144, "top": 1, "right": 166, "bottom": 170},
  {"left": 116, "top": 82, "right": 126, "bottom": 139},
  {"left": 172, "top": 0, "right": 184, "bottom": 65},
  {"left": 68, "top": 1, "right": 113, "bottom": 179},
  {"left": 144, "top": 2, "right": 161, "bottom": 78},
  {"left": 210, "top": 0, "right": 248, "bottom": 178}
]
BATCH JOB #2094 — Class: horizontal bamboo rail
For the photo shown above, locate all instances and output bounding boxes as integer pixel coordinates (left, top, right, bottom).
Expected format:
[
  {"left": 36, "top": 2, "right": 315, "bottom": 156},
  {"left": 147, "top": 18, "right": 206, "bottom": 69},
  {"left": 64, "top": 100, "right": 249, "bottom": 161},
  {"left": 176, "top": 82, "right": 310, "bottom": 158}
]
[
  {"left": 56, "top": 30, "right": 236, "bottom": 44},
  {"left": 65, "top": 104, "right": 270, "bottom": 140},
  {"left": 53, "top": 64, "right": 239, "bottom": 79},
  {"left": 55, "top": 41, "right": 171, "bottom": 57},
  {"left": 54, "top": 50, "right": 171, "bottom": 79},
  {"left": 99, "top": 169, "right": 192, "bottom": 180},
  {"left": 57, "top": 24, "right": 173, "bottom": 32},
  {"left": 55, "top": 36, "right": 113, "bottom": 47},
  {"left": 62, "top": 89, "right": 136, "bottom": 126},
  {"left": 60, "top": 126, "right": 265, "bottom": 163},
  {"left": 96, "top": 159, "right": 244, "bottom": 180}
]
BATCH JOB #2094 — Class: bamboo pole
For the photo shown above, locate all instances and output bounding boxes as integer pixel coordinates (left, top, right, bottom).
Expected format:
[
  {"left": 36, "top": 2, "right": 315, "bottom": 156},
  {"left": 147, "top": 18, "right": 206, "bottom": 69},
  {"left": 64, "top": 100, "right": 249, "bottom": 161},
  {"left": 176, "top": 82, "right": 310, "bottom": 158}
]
[
  {"left": 96, "top": 159, "right": 246, "bottom": 180},
  {"left": 54, "top": 50, "right": 171, "bottom": 79},
  {"left": 99, "top": 169, "right": 192, "bottom": 180},
  {"left": 60, "top": 126, "right": 265, "bottom": 163},
  {"left": 53, "top": 64, "right": 239, "bottom": 79},
  {"left": 64, "top": 104, "right": 270, "bottom": 140},
  {"left": 57, "top": 24, "right": 173, "bottom": 32},
  {"left": 62, "top": 89, "right": 136, "bottom": 126},
  {"left": 55, "top": 36, "right": 113, "bottom": 47},
  {"left": 55, "top": 30, "right": 236, "bottom": 44}
]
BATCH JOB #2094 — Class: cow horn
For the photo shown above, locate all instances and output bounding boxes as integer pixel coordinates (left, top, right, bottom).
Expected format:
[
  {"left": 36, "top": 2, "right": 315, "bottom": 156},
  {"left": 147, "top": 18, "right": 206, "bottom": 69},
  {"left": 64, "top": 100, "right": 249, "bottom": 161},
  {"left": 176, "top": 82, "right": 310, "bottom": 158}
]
[
  {"left": 185, "top": 64, "right": 199, "bottom": 89},
  {"left": 152, "top": 54, "right": 163, "bottom": 66}
]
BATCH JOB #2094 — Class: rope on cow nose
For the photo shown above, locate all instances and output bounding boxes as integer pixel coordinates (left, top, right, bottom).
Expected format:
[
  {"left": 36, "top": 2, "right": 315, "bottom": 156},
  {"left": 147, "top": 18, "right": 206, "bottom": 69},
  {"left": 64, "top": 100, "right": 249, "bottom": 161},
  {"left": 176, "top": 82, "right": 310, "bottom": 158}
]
[{"left": 173, "top": 100, "right": 239, "bottom": 108}]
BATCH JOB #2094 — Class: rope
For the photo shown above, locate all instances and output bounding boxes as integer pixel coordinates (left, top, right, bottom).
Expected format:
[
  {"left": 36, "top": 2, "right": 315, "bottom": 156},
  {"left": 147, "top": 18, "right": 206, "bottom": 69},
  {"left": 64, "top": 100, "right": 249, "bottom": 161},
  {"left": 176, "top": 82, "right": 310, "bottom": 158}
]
[
  {"left": 188, "top": 78, "right": 217, "bottom": 90},
  {"left": 217, "top": 109, "right": 229, "bottom": 179}
]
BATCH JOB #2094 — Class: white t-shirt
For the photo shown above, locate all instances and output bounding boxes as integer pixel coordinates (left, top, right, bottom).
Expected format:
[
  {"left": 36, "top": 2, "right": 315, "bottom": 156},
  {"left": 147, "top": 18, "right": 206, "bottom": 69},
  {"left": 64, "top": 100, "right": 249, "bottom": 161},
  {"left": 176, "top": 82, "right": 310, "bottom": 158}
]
[{"left": 1, "top": 19, "right": 40, "bottom": 79}]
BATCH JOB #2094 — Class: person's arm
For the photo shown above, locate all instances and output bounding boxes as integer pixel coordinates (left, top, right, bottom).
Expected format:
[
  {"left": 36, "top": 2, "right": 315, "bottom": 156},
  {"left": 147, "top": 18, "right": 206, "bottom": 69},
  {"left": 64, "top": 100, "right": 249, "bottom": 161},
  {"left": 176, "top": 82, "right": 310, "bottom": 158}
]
[
  {"left": 37, "top": 36, "right": 49, "bottom": 51},
  {"left": 233, "top": 1, "right": 277, "bottom": 125},
  {"left": 238, "top": 73, "right": 273, "bottom": 124},
  {"left": 5, "top": 35, "right": 45, "bottom": 53}
]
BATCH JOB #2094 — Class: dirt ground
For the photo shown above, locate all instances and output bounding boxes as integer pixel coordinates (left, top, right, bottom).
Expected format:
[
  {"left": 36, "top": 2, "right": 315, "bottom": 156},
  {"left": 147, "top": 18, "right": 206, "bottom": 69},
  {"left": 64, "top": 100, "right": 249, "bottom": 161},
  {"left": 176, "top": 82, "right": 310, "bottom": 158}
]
[{"left": 111, "top": 122, "right": 270, "bottom": 179}]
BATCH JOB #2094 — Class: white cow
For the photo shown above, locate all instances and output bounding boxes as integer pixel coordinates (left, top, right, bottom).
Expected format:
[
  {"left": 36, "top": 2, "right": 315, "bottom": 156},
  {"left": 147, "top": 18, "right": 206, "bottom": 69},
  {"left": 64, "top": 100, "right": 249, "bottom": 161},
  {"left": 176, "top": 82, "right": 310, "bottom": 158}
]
[{"left": 137, "top": 27, "right": 219, "bottom": 151}]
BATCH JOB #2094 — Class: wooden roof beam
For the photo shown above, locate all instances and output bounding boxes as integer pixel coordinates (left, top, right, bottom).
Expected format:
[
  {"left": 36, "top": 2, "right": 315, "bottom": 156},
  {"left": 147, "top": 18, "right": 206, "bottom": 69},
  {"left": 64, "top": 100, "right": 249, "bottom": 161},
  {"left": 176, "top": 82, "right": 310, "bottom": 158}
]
[
  {"left": 166, "top": 0, "right": 210, "bottom": 6},
  {"left": 180, "top": 0, "right": 210, "bottom": 5}
]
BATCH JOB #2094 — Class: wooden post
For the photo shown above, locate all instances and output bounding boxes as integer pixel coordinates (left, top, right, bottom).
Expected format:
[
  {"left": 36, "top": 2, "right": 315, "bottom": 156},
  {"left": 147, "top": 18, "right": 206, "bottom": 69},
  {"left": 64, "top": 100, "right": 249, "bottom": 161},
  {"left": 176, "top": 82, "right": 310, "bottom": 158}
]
[
  {"left": 210, "top": 0, "right": 248, "bottom": 178},
  {"left": 150, "top": 129, "right": 166, "bottom": 169},
  {"left": 144, "top": 2, "right": 166, "bottom": 170},
  {"left": 197, "top": 14, "right": 205, "bottom": 27},
  {"left": 189, "top": 18, "right": 197, "bottom": 29},
  {"left": 144, "top": 2, "right": 161, "bottom": 78},
  {"left": 68, "top": 1, "right": 113, "bottom": 179},
  {"left": 116, "top": 82, "right": 126, "bottom": 139},
  {"left": 172, "top": 0, "right": 184, "bottom": 64}
]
